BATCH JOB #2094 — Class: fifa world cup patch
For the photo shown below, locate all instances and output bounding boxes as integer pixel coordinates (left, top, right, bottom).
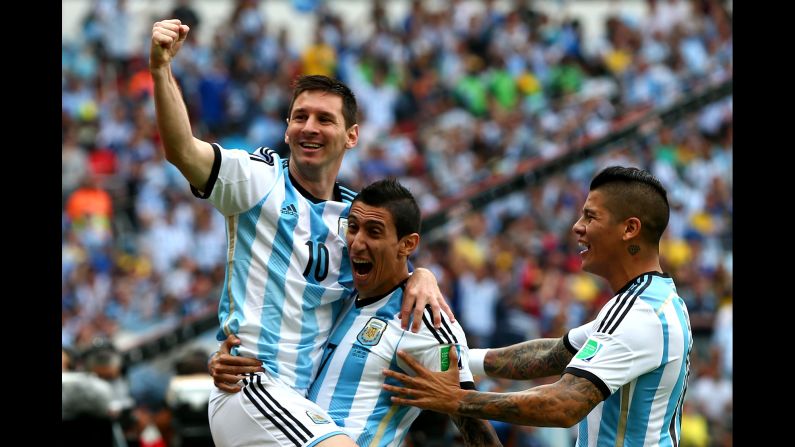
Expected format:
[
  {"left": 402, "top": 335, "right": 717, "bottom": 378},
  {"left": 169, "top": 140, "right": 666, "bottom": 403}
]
[
  {"left": 338, "top": 217, "right": 348, "bottom": 238},
  {"left": 440, "top": 345, "right": 462, "bottom": 371},
  {"left": 357, "top": 317, "right": 387, "bottom": 346},
  {"left": 306, "top": 410, "right": 331, "bottom": 424},
  {"left": 575, "top": 339, "right": 603, "bottom": 362}
]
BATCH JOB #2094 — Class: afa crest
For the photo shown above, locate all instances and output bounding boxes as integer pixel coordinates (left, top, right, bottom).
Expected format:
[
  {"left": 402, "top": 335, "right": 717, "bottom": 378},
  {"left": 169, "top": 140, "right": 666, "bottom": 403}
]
[
  {"left": 306, "top": 410, "right": 331, "bottom": 425},
  {"left": 357, "top": 317, "right": 387, "bottom": 346}
]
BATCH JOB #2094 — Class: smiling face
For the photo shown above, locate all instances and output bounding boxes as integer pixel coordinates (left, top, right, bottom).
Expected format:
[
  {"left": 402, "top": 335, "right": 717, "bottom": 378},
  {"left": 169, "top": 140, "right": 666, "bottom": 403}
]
[
  {"left": 346, "top": 201, "right": 417, "bottom": 298},
  {"left": 284, "top": 90, "right": 358, "bottom": 176},
  {"left": 571, "top": 189, "right": 627, "bottom": 280}
]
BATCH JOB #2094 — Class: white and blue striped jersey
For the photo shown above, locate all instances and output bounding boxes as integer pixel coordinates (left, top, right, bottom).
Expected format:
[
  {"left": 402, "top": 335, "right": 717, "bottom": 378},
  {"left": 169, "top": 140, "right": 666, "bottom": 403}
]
[
  {"left": 192, "top": 144, "right": 357, "bottom": 394},
  {"left": 563, "top": 272, "right": 692, "bottom": 447},
  {"left": 307, "top": 281, "right": 474, "bottom": 447}
]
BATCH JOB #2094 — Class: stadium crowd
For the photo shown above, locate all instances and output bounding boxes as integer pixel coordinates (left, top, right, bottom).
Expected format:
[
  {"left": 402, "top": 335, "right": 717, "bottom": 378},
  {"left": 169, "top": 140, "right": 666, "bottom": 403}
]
[{"left": 62, "top": 0, "right": 731, "bottom": 446}]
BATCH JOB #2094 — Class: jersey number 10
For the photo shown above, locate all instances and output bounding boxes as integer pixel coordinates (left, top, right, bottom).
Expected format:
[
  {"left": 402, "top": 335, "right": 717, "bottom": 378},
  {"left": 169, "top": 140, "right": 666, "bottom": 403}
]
[{"left": 303, "top": 241, "right": 329, "bottom": 282}]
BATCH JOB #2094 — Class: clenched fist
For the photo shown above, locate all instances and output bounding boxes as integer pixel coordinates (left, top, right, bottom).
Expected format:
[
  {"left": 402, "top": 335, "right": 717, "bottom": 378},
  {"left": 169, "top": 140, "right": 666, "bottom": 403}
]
[{"left": 150, "top": 19, "right": 190, "bottom": 71}]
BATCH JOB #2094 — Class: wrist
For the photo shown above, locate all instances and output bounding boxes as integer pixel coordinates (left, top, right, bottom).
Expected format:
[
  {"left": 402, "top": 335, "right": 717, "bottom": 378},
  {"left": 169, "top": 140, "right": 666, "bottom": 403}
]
[{"left": 468, "top": 348, "right": 488, "bottom": 377}]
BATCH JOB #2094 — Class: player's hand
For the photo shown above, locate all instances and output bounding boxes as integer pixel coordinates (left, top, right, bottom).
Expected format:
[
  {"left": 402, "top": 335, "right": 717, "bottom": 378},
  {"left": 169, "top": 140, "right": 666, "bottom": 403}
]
[
  {"left": 208, "top": 334, "right": 264, "bottom": 393},
  {"left": 150, "top": 19, "right": 190, "bottom": 70},
  {"left": 401, "top": 268, "right": 456, "bottom": 332},
  {"left": 382, "top": 347, "right": 464, "bottom": 414}
]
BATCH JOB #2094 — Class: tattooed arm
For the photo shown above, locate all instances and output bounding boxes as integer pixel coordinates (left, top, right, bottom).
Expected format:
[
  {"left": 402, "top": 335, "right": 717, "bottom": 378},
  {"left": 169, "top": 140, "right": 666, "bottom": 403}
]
[
  {"left": 453, "top": 374, "right": 604, "bottom": 427},
  {"left": 449, "top": 415, "right": 503, "bottom": 447},
  {"left": 482, "top": 338, "right": 574, "bottom": 380},
  {"left": 383, "top": 348, "right": 605, "bottom": 428}
]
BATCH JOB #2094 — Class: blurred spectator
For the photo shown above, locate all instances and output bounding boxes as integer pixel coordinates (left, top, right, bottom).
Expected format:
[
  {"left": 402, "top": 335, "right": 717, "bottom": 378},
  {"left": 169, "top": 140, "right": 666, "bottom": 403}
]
[{"left": 166, "top": 349, "right": 215, "bottom": 446}]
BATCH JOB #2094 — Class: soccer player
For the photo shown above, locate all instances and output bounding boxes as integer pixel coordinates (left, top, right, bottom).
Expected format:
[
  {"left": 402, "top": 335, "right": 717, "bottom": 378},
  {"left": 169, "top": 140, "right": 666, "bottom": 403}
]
[
  {"left": 307, "top": 179, "right": 501, "bottom": 446},
  {"left": 383, "top": 166, "right": 693, "bottom": 447},
  {"left": 150, "top": 19, "right": 451, "bottom": 447}
]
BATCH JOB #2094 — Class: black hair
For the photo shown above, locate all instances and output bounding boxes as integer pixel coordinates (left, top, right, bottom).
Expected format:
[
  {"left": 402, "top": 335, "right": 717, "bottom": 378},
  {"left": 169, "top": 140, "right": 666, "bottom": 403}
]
[
  {"left": 353, "top": 178, "right": 421, "bottom": 239},
  {"left": 288, "top": 75, "right": 358, "bottom": 129},
  {"left": 590, "top": 166, "right": 670, "bottom": 245}
]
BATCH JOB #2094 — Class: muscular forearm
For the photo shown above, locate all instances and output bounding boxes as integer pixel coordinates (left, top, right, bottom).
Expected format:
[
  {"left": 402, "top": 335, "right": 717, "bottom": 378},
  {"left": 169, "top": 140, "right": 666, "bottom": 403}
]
[
  {"left": 450, "top": 415, "right": 503, "bottom": 447},
  {"left": 151, "top": 67, "right": 213, "bottom": 187},
  {"left": 455, "top": 375, "right": 600, "bottom": 428},
  {"left": 484, "top": 338, "right": 572, "bottom": 380}
]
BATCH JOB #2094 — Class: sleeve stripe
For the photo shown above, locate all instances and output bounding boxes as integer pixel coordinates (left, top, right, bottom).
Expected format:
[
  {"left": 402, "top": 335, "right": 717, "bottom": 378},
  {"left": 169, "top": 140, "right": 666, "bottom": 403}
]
[
  {"left": 422, "top": 311, "right": 448, "bottom": 344},
  {"left": 562, "top": 332, "right": 578, "bottom": 355},
  {"left": 564, "top": 367, "right": 611, "bottom": 400},
  {"left": 439, "top": 314, "right": 459, "bottom": 344},
  {"left": 190, "top": 143, "right": 222, "bottom": 199},
  {"left": 598, "top": 282, "right": 636, "bottom": 333},
  {"left": 605, "top": 275, "right": 653, "bottom": 334}
]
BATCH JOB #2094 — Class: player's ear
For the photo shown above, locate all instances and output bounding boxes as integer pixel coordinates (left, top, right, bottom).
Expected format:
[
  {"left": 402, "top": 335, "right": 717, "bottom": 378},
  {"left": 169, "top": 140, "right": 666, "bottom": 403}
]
[
  {"left": 284, "top": 118, "right": 290, "bottom": 144},
  {"left": 345, "top": 124, "right": 359, "bottom": 149},
  {"left": 398, "top": 233, "right": 419, "bottom": 257},
  {"left": 622, "top": 217, "right": 641, "bottom": 241}
]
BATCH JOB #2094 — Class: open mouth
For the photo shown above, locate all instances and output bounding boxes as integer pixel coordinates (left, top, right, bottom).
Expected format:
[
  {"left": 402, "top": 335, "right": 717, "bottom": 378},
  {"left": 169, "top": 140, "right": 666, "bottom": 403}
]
[
  {"left": 300, "top": 142, "right": 323, "bottom": 150},
  {"left": 352, "top": 259, "right": 373, "bottom": 276},
  {"left": 578, "top": 242, "right": 590, "bottom": 255}
]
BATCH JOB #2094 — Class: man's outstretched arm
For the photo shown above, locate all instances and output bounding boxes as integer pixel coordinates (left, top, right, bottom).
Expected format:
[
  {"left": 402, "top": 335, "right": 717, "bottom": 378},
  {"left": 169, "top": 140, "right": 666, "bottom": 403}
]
[
  {"left": 383, "top": 347, "right": 604, "bottom": 427},
  {"left": 150, "top": 19, "right": 214, "bottom": 190},
  {"left": 474, "top": 337, "right": 574, "bottom": 380}
]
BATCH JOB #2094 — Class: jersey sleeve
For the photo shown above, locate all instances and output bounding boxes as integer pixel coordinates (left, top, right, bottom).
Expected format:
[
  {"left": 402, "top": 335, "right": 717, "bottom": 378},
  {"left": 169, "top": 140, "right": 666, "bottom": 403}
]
[
  {"left": 396, "top": 314, "right": 474, "bottom": 389},
  {"left": 564, "top": 302, "right": 665, "bottom": 399},
  {"left": 564, "top": 319, "right": 597, "bottom": 355},
  {"left": 191, "top": 144, "right": 283, "bottom": 216}
]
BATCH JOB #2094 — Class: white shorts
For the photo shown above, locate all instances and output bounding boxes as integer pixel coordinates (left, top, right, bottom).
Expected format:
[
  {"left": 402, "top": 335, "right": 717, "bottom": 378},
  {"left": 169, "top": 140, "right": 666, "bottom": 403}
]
[{"left": 208, "top": 372, "right": 347, "bottom": 447}]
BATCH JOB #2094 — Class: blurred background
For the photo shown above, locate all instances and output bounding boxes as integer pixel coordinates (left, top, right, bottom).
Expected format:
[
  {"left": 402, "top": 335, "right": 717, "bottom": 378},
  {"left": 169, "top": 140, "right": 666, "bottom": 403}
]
[{"left": 61, "top": 0, "right": 732, "bottom": 446}]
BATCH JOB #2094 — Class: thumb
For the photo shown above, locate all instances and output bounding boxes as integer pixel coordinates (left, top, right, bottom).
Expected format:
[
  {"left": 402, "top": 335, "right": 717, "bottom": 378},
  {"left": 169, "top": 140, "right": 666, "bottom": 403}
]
[
  {"left": 448, "top": 345, "right": 459, "bottom": 365},
  {"left": 178, "top": 25, "right": 190, "bottom": 41}
]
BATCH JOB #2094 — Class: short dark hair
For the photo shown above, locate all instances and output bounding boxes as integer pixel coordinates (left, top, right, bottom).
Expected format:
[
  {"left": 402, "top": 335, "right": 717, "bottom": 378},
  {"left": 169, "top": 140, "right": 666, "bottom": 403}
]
[
  {"left": 590, "top": 166, "right": 670, "bottom": 245},
  {"left": 288, "top": 75, "right": 358, "bottom": 129},
  {"left": 353, "top": 178, "right": 421, "bottom": 240}
]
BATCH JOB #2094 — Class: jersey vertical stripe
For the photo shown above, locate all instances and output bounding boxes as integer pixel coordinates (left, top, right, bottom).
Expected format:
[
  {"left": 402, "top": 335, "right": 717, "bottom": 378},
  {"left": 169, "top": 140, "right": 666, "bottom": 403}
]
[{"left": 260, "top": 183, "right": 300, "bottom": 378}]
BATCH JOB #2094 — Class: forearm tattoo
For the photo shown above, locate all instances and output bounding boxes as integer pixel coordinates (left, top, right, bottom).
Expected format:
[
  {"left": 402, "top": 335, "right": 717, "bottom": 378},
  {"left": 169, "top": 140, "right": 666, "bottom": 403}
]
[
  {"left": 485, "top": 338, "right": 573, "bottom": 380},
  {"left": 457, "top": 374, "right": 604, "bottom": 427},
  {"left": 450, "top": 415, "right": 503, "bottom": 447}
]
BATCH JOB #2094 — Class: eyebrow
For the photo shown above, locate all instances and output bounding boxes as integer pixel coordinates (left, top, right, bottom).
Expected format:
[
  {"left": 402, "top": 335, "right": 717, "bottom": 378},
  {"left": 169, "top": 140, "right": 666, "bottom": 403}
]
[
  {"left": 291, "top": 107, "right": 337, "bottom": 119},
  {"left": 349, "top": 214, "right": 386, "bottom": 229}
]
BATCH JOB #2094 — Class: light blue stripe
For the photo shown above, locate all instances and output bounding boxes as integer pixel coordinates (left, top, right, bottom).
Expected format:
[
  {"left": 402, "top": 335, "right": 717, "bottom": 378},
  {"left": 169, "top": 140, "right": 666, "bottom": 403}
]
[
  {"left": 295, "top": 200, "right": 331, "bottom": 390},
  {"left": 217, "top": 201, "right": 264, "bottom": 344},
  {"left": 258, "top": 184, "right": 300, "bottom": 377},
  {"left": 308, "top": 302, "right": 360, "bottom": 403},
  {"left": 327, "top": 339, "right": 370, "bottom": 423},
  {"left": 626, "top": 300, "right": 668, "bottom": 444},
  {"left": 596, "top": 390, "right": 620, "bottom": 445},
  {"left": 576, "top": 418, "right": 588, "bottom": 447},
  {"left": 359, "top": 332, "right": 413, "bottom": 447},
  {"left": 658, "top": 296, "right": 691, "bottom": 446}
]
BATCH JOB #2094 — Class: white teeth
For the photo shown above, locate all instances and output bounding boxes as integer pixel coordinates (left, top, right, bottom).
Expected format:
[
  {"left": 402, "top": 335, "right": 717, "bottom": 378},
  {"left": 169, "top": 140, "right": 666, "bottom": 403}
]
[
  {"left": 352, "top": 259, "right": 371, "bottom": 264},
  {"left": 302, "top": 143, "right": 321, "bottom": 148}
]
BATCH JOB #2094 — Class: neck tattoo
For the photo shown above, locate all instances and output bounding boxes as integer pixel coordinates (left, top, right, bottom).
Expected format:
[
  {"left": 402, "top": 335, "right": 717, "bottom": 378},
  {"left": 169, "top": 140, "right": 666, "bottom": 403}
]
[{"left": 628, "top": 245, "right": 640, "bottom": 256}]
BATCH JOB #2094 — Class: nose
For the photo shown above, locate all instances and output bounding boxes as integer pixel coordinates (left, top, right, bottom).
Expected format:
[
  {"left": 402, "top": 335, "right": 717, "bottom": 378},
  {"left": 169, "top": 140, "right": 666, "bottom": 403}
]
[
  {"left": 348, "top": 231, "right": 366, "bottom": 253},
  {"left": 572, "top": 218, "right": 584, "bottom": 235},
  {"left": 301, "top": 115, "right": 320, "bottom": 134}
]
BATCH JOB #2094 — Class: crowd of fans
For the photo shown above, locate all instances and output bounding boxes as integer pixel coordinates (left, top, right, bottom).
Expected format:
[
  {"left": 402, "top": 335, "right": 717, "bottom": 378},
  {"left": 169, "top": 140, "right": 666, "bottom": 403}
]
[{"left": 62, "top": 0, "right": 732, "bottom": 446}]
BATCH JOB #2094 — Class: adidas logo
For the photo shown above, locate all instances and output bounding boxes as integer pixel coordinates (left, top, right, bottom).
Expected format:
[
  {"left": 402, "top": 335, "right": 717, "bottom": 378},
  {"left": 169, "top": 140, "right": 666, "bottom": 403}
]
[{"left": 281, "top": 204, "right": 298, "bottom": 216}]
